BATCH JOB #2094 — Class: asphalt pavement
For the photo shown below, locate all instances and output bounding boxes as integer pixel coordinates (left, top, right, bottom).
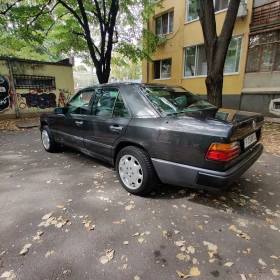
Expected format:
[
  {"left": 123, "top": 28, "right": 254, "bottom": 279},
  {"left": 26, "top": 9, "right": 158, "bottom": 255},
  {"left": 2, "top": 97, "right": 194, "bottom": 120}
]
[{"left": 0, "top": 129, "right": 280, "bottom": 280}]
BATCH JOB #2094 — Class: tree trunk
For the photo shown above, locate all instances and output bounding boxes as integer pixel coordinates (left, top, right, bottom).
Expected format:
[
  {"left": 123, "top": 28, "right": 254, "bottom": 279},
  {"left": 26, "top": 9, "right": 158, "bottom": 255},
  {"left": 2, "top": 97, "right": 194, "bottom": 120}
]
[
  {"left": 206, "top": 72, "right": 223, "bottom": 108},
  {"left": 197, "top": 0, "right": 241, "bottom": 108},
  {"left": 96, "top": 67, "right": 110, "bottom": 84}
]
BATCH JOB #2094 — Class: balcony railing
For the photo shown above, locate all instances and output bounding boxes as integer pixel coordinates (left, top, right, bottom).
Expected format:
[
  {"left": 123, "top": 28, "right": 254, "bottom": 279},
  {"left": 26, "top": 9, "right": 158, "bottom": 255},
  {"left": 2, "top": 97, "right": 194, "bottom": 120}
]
[{"left": 251, "top": 0, "right": 280, "bottom": 27}]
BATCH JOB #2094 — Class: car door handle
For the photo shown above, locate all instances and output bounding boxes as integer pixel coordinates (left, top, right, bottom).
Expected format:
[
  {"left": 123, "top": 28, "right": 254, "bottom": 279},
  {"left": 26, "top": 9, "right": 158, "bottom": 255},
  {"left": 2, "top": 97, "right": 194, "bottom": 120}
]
[
  {"left": 75, "top": 121, "right": 83, "bottom": 125},
  {"left": 110, "top": 125, "right": 123, "bottom": 131}
]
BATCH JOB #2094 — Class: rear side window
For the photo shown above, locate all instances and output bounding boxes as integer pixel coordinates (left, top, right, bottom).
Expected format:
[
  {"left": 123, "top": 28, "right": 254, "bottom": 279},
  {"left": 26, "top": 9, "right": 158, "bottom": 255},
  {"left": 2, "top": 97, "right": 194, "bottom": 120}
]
[
  {"left": 113, "top": 93, "right": 129, "bottom": 117},
  {"left": 91, "top": 88, "right": 129, "bottom": 118}
]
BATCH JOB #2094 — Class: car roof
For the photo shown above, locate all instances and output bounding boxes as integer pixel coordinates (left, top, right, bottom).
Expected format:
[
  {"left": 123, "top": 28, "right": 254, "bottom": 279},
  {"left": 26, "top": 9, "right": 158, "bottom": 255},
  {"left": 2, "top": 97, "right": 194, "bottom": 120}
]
[{"left": 78, "top": 83, "right": 185, "bottom": 118}]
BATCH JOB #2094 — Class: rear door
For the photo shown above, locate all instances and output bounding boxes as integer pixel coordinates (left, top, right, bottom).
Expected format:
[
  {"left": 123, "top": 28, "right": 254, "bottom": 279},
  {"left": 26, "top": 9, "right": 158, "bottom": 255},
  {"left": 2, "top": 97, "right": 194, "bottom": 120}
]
[
  {"left": 83, "top": 88, "right": 131, "bottom": 160},
  {"left": 54, "top": 89, "right": 95, "bottom": 149}
]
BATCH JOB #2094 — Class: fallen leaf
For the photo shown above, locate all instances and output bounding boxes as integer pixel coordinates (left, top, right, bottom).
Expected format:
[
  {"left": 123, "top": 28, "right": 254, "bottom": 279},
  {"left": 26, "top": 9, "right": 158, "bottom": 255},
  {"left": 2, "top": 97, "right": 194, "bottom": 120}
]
[
  {"left": 198, "top": 225, "right": 203, "bottom": 229},
  {"left": 240, "top": 274, "right": 247, "bottom": 280},
  {"left": 270, "top": 225, "right": 279, "bottom": 231},
  {"left": 203, "top": 241, "right": 217, "bottom": 251},
  {"left": 176, "top": 253, "right": 190, "bottom": 261},
  {"left": 258, "top": 259, "right": 267, "bottom": 266},
  {"left": 57, "top": 205, "right": 64, "bottom": 209},
  {"left": 42, "top": 212, "right": 52, "bottom": 220},
  {"left": 175, "top": 241, "right": 186, "bottom": 247},
  {"left": 187, "top": 246, "right": 195, "bottom": 254},
  {"left": 271, "top": 269, "right": 279, "bottom": 276},
  {"left": 229, "top": 225, "right": 238, "bottom": 232},
  {"left": 125, "top": 205, "right": 135, "bottom": 211},
  {"left": 20, "top": 243, "right": 32, "bottom": 255},
  {"left": 134, "top": 276, "right": 140, "bottom": 280},
  {"left": 87, "top": 225, "right": 95, "bottom": 231},
  {"left": 174, "top": 230, "right": 180, "bottom": 234},
  {"left": 122, "top": 264, "right": 128, "bottom": 270},
  {"left": 176, "top": 270, "right": 191, "bottom": 278},
  {"left": 224, "top": 262, "right": 234, "bottom": 267},
  {"left": 132, "top": 232, "right": 140, "bottom": 236},
  {"left": 45, "top": 251, "right": 54, "bottom": 257},
  {"left": 138, "top": 238, "right": 146, "bottom": 244},
  {"left": 106, "top": 249, "right": 114, "bottom": 261},
  {"left": 0, "top": 271, "right": 16, "bottom": 279},
  {"left": 190, "top": 267, "right": 201, "bottom": 276},
  {"left": 123, "top": 241, "right": 129, "bottom": 245},
  {"left": 99, "top": 256, "right": 109, "bottom": 264},
  {"left": 270, "top": 255, "right": 278, "bottom": 259}
]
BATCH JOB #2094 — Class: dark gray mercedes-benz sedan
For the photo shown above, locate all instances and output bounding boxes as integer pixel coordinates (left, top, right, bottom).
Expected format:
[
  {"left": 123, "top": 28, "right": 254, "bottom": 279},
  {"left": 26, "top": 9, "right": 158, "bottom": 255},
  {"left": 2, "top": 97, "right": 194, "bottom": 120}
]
[{"left": 40, "top": 83, "right": 263, "bottom": 195}]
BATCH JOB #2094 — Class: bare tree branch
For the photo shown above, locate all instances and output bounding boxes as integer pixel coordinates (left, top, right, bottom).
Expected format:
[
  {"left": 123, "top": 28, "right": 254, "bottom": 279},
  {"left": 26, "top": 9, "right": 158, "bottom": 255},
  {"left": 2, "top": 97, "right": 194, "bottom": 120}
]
[{"left": 57, "top": 0, "right": 85, "bottom": 29}]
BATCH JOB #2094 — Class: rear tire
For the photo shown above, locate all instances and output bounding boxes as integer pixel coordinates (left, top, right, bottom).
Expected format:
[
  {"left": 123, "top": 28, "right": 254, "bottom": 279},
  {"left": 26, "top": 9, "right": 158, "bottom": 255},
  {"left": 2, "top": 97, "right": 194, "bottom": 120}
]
[
  {"left": 116, "top": 146, "right": 158, "bottom": 196},
  {"left": 41, "top": 125, "right": 60, "bottom": 153}
]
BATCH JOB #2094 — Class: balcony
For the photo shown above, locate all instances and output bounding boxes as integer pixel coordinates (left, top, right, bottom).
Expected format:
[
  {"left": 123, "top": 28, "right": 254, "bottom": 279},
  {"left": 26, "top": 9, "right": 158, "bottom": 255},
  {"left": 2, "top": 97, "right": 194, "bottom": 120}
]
[{"left": 251, "top": 0, "right": 280, "bottom": 28}]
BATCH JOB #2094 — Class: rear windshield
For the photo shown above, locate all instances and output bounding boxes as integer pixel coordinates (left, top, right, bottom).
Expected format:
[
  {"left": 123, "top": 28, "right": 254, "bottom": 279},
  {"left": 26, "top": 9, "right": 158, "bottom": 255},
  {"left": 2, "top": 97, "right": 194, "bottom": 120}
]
[{"left": 141, "top": 86, "right": 216, "bottom": 116}]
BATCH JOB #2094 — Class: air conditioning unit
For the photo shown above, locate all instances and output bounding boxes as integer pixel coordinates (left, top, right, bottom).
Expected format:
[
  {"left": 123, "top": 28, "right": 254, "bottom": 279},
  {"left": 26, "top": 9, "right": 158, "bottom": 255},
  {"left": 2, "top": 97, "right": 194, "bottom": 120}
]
[
  {"left": 269, "top": 98, "right": 280, "bottom": 116},
  {"left": 237, "top": 3, "right": 248, "bottom": 18}
]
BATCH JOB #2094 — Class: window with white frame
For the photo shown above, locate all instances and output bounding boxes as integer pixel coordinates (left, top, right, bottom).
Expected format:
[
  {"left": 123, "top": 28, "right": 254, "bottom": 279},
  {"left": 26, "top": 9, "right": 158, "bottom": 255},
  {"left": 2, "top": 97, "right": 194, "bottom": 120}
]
[
  {"left": 155, "top": 11, "right": 174, "bottom": 35},
  {"left": 154, "top": 58, "right": 172, "bottom": 79},
  {"left": 184, "top": 36, "right": 242, "bottom": 77},
  {"left": 186, "top": 0, "right": 230, "bottom": 22}
]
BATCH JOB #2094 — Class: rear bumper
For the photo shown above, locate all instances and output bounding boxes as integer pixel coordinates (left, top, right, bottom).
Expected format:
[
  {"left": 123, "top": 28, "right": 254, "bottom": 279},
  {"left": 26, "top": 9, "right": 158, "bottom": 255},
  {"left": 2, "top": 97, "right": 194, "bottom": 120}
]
[{"left": 151, "top": 143, "right": 263, "bottom": 190}]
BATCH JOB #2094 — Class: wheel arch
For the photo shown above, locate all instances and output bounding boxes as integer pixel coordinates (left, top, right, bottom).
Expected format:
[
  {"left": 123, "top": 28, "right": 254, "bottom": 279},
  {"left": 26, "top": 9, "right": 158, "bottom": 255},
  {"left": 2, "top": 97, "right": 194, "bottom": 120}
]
[
  {"left": 113, "top": 141, "right": 151, "bottom": 166},
  {"left": 40, "top": 120, "right": 49, "bottom": 130}
]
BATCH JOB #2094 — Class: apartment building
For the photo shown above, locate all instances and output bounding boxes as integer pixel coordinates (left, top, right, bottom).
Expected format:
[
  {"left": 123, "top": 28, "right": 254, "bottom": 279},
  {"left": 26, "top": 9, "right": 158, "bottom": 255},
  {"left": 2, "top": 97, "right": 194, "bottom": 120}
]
[{"left": 142, "top": 0, "right": 280, "bottom": 116}]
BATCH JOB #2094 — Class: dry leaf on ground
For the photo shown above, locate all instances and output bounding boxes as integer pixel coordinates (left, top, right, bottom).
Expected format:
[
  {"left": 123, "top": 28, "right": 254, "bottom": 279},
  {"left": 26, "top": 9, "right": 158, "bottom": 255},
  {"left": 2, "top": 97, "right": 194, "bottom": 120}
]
[
  {"left": 224, "top": 262, "right": 234, "bottom": 267},
  {"left": 203, "top": 241, "right": 217, "bottom": 251},
  {"left": 0, "top": 271, "right": 16, "bottom": 279},
  {"left": 20, "top": 243, "right": 32, "bottom": 255},
  {"left": 258, "top": 259, "right": 267, "bottom": 266},
  {"left": 190, "top": 267, "right": 201, "bottom": 276},
  {"left": 45, "top": 251, "right": 54, "bottom": 257},
  {"left": 271, "top": 269, "right": 279, "bottom": 276}
]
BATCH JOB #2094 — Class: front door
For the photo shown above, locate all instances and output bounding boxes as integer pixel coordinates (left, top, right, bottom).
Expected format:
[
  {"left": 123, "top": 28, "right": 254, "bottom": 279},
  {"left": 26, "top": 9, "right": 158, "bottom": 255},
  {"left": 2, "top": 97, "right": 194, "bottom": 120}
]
[
  {"left": 54, "top": 89, "right": 95, "bottom": 149},
  {"left": 83, "top": 88, "right": 131, "bottom": 161}
]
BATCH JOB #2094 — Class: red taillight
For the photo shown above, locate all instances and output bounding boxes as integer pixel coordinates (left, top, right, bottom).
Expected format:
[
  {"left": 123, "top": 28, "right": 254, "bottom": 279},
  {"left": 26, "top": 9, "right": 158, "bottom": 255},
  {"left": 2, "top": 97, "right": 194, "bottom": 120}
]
[{"left": 206, "top": 142, "right": 240, "bottom": 162}]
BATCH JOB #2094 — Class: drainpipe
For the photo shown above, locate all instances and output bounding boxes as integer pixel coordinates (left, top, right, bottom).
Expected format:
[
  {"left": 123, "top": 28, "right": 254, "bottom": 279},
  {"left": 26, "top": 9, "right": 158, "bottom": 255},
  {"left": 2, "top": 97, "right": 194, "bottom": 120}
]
[{"left": 8, "top": 59, "right": 19, "bottom": 118}]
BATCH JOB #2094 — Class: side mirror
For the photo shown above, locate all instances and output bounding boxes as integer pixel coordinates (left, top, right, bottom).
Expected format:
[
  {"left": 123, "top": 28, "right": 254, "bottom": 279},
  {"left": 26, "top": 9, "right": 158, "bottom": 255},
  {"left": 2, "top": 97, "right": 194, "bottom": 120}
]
[{"left": 54, "top": 107, "right": 68, "bottom": 114}]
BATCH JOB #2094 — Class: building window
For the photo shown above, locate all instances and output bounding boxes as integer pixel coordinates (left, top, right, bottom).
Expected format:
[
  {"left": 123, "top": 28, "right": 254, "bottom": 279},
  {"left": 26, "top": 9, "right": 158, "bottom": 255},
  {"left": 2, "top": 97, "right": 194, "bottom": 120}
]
[
  {"left": 155, "top": 11, "right": 174, "bottom": 35},
  {"left": 186, "top": 0, "right": 230, "bottom": 22},
  {"left": 14, "top": 75, "right": 56, "bottom": 89},
  {"left": 154, "top": 59, "right": 172, "bottom": 79},
  {"left": 246, "top": 30, "right": 280, "bottom": 73},
  {"left": 184, "top": 36, "right": 242, "bottom": 77}
]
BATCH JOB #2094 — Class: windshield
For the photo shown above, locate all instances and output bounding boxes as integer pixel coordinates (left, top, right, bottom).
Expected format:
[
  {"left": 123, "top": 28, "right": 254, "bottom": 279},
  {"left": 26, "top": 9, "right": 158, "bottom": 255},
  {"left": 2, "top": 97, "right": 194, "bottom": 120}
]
[{"left": 141, "top": 86, "right": 216, "bottom": 116}]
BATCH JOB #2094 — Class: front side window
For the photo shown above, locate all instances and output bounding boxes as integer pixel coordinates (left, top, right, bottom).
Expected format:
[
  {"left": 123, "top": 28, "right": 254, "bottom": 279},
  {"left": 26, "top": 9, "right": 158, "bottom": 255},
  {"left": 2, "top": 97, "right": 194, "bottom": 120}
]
[
  {"left": 184, "top": 36, "right": 242, "bottom": 77},
  {"left": 155, "top": 11, "right": 174, "bottom": 35},
  {"left": 154, "top": 59, "right": 172, "bottom": 79},
  {"left": 246, "top": 30, "right": 280, "bottom": 72},
  {"left": 142, "top": 86, "right": 216, "bottom": 116},
  {"left": 67, "top": 90, "right": 94, "bottom": 115},
  {"left": 186, "top": 0, "right": 230, "bottom": 22},
  {"left": 91, "top": 89, "right": 118, "bottom": 117}
]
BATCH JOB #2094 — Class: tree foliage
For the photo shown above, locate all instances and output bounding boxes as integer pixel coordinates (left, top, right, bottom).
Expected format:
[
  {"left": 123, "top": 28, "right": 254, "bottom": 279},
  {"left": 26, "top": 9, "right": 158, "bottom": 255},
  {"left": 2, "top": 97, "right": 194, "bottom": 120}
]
[{"left": 0, "top": 0, "right": 162, "bottom": 84}]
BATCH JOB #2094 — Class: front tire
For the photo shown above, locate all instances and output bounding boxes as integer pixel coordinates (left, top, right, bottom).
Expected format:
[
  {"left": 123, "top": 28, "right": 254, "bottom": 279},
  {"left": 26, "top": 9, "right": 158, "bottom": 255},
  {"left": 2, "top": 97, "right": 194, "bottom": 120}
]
[
  {"left": 116, "top": 146, "right": 158, "bottom": 196},
  {"left": 41, "top": 125, "right": 59, "bottom": 153}
]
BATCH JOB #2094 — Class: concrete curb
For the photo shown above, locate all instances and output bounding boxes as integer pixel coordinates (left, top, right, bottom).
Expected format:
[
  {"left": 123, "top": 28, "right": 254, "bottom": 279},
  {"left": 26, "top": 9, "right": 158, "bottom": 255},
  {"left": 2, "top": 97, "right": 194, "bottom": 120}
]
[{"left": 264, "top": 117, "right": 280, "bottom": 124}]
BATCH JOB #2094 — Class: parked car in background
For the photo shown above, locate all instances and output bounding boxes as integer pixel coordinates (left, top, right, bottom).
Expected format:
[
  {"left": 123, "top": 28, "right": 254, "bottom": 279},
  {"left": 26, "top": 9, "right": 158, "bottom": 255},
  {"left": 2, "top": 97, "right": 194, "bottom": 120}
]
[{"left": 40, "top": 83, "right": 264, "bottom": 195}]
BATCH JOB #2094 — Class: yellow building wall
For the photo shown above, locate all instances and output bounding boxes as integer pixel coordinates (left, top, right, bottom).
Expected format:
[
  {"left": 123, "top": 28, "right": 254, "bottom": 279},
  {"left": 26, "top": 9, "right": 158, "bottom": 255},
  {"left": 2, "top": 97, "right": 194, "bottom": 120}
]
[
  {"left": 144, "top": 0, "right": 253, "bottom": 96},
  {"left": 0, "top": 59, "right": 74, "bottom": 118}
]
